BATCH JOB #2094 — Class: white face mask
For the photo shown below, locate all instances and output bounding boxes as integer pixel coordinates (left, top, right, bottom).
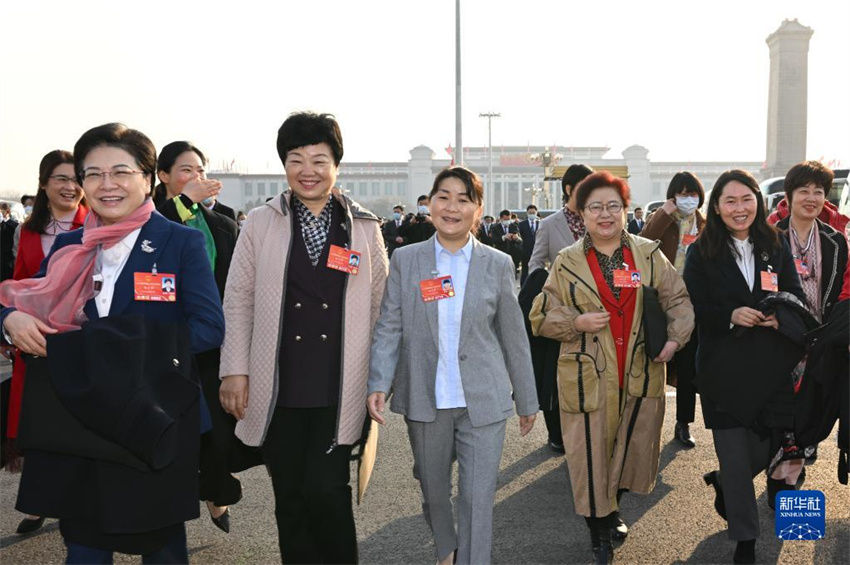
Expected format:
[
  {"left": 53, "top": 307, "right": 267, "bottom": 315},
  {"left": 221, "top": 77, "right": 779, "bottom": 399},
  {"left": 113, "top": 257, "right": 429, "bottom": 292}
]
[
  {"left": 527, "top": 213, "right": 537, "bottom": 221},
  {"left": 676, "top": 195, "right": 699, "bottom": 215},
  {"left": 24, "top": 205, "right": 33, "bottom": 216},
  {"left": 417, "top": 205, "right": 429, "bottom": 215},
  {"left": 501, "top": 220, "right": 510, "bottom": 228},
  {"left": 392, "top": 212, "right": 402, "bottom": 221}
]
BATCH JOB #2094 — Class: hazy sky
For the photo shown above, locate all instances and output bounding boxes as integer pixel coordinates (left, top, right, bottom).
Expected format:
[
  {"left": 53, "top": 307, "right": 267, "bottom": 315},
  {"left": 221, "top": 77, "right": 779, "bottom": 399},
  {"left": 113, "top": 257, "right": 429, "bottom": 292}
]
[{"left": 1, "top": 0, "right": 848, "bottom": 194}]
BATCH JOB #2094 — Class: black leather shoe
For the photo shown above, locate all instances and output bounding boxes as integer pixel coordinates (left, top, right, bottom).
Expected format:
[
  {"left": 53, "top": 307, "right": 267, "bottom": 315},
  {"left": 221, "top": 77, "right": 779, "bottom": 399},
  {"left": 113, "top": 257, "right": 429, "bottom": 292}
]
[
  {"left": 795, "top": 466, "right": 806, "bottom": 488},
  {"left": 767, "top": 477, "right": 794, "bottom": 510},
  {"left": 548, "top": 440, "right": 565, "bottom": 454},
  {"left": 610, "top": 512, "right": 628, "bottom": 541},
  {"left": 674, "top": 422, "right": 696, "bottom": 448},
  {"left": 703, "top": 471, "right": 727, "bottom": 520},
  {"left": 16, "top": 516, "right": 45, "bottom": 535},
  {"left": 209, "top": 507, "right": 230, "bottom": 533},
  {"left": 805, "top": 445, "right": 818, "bottom": 465},
  {"left": 592, "top": 542, "right": 613, "bottom": 564},
  {"left": 733, "top": 539, "right": 755, "bottom": 564}
]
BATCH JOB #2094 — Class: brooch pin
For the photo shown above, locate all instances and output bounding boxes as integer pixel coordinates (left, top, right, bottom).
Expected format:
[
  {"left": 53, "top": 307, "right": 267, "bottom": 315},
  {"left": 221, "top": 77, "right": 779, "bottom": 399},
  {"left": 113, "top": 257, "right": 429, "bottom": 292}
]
[{"left": 141, "top": 240, "right": 155, "bottom": 253}]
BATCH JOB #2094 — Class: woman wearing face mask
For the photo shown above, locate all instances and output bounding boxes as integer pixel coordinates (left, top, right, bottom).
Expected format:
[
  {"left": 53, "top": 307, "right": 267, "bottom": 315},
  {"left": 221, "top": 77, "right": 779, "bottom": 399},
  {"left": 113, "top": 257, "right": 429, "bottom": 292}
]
[
  {"left": 683, "top": 170, "right": 804, "bottom": 564},
  {"left": 5, "top": 150, "right": 87, "bottom": 534},
  {"left": 530, "top": 171, "right": 693, "bottom": 564},
  {"left": 368, "top": 166, "right": 538, "bottom": 565},
  {"left": 640, "top": 172, "right": 706, "bottom": 449},
  {"left": 0, "top": 123, "right": 223, "bottom": 562},
  {"left": 155, "top": 141, "right": 257, "bottom": 533}
]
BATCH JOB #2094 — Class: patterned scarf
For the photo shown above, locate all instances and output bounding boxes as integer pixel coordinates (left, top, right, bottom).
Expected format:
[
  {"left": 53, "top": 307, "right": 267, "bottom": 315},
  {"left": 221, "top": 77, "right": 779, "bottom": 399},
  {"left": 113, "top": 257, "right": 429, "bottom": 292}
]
[
  {"left": 584, "top": 231, "right": 631, "bottom": 300},
  {"left": 672, "top": 209, "right": 698, "bottom": 272},
  {"left": 293, "top": 195, "right": 333, "bottom": 267},
  {"left": 564, "top": 207, "right": 586, "bottom": 240}
]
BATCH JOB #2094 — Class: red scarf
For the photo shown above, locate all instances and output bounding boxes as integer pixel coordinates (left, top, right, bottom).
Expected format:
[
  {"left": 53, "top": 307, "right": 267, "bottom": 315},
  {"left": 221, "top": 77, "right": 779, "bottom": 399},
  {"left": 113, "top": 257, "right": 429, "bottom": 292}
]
[{"left": 0, "top": 199, "right": 155, "bottom": 332}]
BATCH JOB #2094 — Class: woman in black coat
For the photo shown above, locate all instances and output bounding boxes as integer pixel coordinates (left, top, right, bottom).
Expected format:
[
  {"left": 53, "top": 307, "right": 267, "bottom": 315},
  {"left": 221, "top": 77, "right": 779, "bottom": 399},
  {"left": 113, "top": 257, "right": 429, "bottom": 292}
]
[
  {"left": 156, "top": 141, "right": 259, "bottom": 533},
  {"left": 683, "top": 170, "right": 804, "bottom": 564}
]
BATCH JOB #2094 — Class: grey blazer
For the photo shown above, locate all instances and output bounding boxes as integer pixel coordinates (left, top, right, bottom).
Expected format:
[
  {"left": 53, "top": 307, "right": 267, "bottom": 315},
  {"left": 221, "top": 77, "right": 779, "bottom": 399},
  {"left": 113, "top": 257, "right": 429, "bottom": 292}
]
[
  {"left": 368, "top": 235, "right": 538, "bottom": 427},
  {"left": 527, "top": 209, "right": 578, "bottom": 272}
]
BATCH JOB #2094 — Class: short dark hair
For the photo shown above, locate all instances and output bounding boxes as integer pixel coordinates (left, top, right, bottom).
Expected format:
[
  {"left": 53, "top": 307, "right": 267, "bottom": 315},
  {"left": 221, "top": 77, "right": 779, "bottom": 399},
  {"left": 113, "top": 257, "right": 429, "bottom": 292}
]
[
  {"left": 700, "top": 169, "right": 778, "bottom": 260},
  {"left": 429, "top": 166, "right": 484, "bottom": 206},
  {"left": 484, "top": 215, "right": 494, "bottom": 221},
  {"left": 20, "top": 195, "right": 34, "bottom": 205},
  {"left": 499, "top": 209, "right": 511, "bottom": 218},
  {"left": 393, "top": 204, "right": 405, "bottom": 212},
  {"left": 526, "top": 204, "right": 538, "bottom": 212},
  {"left": 561, "top": 164, "right": 594, "bottom": 201},
  {"left": 74, "top": 123, "right": 157, "bottom": 191},
  {"left": 25, "top": 150, "right": 75, "bottom": 233},
  {"left": 784, "top": 161, "right": 834, "bottom": 204},
  {"left": 417, "top": 194, "right": 429, "bottom": 204},
  {"left": 634, "top": 207, "right": 643, "bottom": 212},
  {"left": 276, "top": 112, "right": 343, "bottom": 166},
  {"left": 574, "top": 171, "right": 631, "bottom": 212},
  {"left": 666, "top": 171, "right": 706, "bottom": 207}
]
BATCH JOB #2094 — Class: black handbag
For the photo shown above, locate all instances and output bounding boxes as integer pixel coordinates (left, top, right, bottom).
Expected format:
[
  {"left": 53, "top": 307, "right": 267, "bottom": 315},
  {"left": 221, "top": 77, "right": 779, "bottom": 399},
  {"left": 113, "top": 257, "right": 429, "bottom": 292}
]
[{"left": 642, "top": 284, "right": 668, "bottom": 359}]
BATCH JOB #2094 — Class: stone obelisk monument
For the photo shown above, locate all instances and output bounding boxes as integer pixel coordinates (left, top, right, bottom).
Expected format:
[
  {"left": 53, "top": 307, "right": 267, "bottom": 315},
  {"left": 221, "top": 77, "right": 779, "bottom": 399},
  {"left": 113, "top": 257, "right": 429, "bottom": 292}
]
[{"left": 765, "top": 19, "right": 814, "bottom": 179}]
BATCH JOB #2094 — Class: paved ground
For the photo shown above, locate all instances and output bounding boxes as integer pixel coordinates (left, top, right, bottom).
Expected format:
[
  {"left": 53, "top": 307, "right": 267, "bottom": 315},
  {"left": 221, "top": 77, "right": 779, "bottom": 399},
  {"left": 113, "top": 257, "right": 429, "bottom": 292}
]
[{"left": 1, "top": 390, "right": 847, "bottom": 564}]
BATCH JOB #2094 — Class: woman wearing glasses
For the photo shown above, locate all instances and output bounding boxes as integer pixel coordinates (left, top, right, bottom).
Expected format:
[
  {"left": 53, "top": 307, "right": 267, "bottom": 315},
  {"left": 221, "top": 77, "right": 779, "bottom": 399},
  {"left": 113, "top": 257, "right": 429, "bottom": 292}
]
[
  {"left": 0, "top": 123, "right": 223, "bottom": 563},
  {"left": 4, "top": 150, "right": 87, "bottom": 534},
  {"left": 530, "top": 171, "right": 693, "bottom": 564}
]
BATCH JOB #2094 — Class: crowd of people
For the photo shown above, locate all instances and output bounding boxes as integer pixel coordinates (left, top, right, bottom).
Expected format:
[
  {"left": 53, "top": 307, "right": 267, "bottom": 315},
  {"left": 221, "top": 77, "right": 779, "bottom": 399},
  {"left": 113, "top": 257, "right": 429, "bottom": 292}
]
[{"left": 0, "top": 112, "right": 847, "bottom": 565}]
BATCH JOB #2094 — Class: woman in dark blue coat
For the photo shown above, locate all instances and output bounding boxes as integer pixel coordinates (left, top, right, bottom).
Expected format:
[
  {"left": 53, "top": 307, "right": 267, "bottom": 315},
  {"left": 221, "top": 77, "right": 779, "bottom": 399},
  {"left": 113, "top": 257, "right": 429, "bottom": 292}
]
[{"left": 0, "top": 123, "right": 223, "bottom": 563}]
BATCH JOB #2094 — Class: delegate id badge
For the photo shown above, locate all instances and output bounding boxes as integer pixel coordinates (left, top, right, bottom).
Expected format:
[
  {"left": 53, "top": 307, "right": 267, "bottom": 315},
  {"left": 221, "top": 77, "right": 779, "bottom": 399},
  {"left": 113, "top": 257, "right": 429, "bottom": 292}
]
[
  {"left": 613, "top": 269, "right": 641, "bottom": 288},
  {"left": 327, "top": 244, "right": 361, "bottom": 275},
  {"left": 794, "top": 259, "right": 810, "bottom": 277},
  {"left": 134, "top": 272, "right": 177, "bottom": 302},
  {"left": 760, "top": 270, "right": 779, "bottom": 292},
  {"left": 420, "top": 275, "right": 455, "bottom": 302},
  {"left": 682, "top": 234, "right": 698, "bottom": 247}
]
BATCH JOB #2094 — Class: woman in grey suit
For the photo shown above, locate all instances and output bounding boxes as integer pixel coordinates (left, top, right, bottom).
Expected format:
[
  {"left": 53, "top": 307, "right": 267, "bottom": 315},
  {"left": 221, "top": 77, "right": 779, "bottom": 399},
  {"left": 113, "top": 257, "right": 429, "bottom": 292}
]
[{"left": 368, "top": 166, "right": 539, "bottom": 565}]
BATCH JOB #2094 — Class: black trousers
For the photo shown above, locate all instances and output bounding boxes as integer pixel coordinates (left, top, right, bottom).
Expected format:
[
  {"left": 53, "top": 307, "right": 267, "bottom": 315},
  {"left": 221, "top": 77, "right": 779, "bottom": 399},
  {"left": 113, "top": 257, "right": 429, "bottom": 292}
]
[
  {"left": 673, "top": 336, "right": 698, "bottom": 424},
  {"left": 542, "top": 406, "right": 561, "bottom": 444},
  {"left": 262, "top": 406, "right": 357, "bottom": 564}
]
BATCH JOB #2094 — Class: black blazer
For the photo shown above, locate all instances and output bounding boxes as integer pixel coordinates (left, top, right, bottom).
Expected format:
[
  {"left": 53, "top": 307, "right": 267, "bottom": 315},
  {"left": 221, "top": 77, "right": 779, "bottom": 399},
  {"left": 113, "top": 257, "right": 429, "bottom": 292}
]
[
  {"left": 381, "top": 219, "right": 407, "bottom": 257},
  {"left": 517, "top": 219, "right": 538, "bottom": 260},
  {"left": 775, "top": 217, "right": 848, "bottom": 320},
  {"left": 213, "top": 200, "right": 237, "bottom": 221},
  {"left": 476, "top": 223, "right": 496, "bottom": 247},
  {"left": 627, "top": 218, "right": 645, "bottom": 235},
  {"left": 683, "top": 235, "right": 804, "bottom": 428},
  {"left": 491, "top": 222, "right": 523, "bottom": 260},
  {"left": 158, "top": 196, "right": 238, "bottom": 298}
]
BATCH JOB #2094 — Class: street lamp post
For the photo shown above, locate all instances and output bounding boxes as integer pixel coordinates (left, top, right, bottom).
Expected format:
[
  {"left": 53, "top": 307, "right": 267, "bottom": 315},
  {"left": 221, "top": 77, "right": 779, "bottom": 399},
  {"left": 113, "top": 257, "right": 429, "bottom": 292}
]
[
  {"left": 479, "top": 112, "right": 500, "bottom": 216},
  {"left": 455, "top": 0, "right": 463, "bottom": 166},
  {"left": 530, "top": 146, "right": 562, "bottom": 209}
]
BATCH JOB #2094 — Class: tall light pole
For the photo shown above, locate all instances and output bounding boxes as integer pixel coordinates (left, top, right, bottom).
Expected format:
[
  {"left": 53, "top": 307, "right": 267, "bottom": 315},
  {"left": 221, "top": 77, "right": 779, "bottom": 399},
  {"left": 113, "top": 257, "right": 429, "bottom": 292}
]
[
  {"left": 530, "top": 146, "right": 562, "bottom": 209},
  {"left": 455, "top": 0, "right": 463, "bottom": 166},
  {"left": 479, "top": 112, "right": 500, "bottom": 215}
]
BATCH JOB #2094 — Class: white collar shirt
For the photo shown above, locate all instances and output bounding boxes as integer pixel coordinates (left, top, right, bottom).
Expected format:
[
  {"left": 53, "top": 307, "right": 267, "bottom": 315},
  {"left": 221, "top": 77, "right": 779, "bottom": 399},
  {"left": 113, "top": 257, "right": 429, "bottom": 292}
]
[
  {"left": 95, "top": 228, "right": 142, "bottom": 317},
  {"left": 731, "top": 237, "right": 755, "bottom": 291},
  {"left": 433, "top": 235, "right": 474, "bottom": 409}
]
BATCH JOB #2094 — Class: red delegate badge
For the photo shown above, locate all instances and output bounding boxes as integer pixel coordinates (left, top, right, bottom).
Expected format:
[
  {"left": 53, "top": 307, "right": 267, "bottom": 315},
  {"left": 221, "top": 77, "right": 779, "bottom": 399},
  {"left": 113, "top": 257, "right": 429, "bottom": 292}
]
[
  {"left": 327, "top": 244, "right": 361, "bottom": 275},
  {"left": 682, "top": 234, "right": 698, "bottom": 246},
  {"left": 760, "top": 271, "right": 779, "bottom": 292},
  {"left": 613, "top": 269, "right": 642, "bottom": 288},
  {"left": 134, "top": 272, "right": 177, "bottom": 302},
  {"left": 420, "top": 275, "right": 455, "bottom": 302},
  {"left": 794, "top": 259, "right": 809, "bottom": 277}
]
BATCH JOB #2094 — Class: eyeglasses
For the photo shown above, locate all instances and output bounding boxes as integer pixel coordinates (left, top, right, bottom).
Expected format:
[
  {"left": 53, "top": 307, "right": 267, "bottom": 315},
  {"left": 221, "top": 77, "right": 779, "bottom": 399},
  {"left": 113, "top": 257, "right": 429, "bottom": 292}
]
[
  {"left": 48, "top": 174, "right": 79, "bottom": 185},
  {"left": 82, "top": 168, "right": 146, "bottom": 186},
  {"left": 584, "top": 202, "right": 624, "bottom": 216}
]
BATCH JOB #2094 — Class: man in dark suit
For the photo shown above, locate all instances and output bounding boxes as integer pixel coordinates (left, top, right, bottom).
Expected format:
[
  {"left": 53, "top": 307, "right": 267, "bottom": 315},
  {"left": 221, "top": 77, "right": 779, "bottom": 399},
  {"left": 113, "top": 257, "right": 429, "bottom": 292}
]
[
  {"left": 0, "top": 203, "right": 18, "bottom": 281},
  {"left": 517, "top": 204, "right": 540, "bottom": 285},
  {"left": 381, "top": 205, "right": 407, "bottom": 257},
  {"left": 476, "top": 215, "right": 496, "bottom": 246},
  {"left": 491, "top": 209, "right": 523, "bottom": 277},
  {"left": 627, "top": 207, "right": 645, "bottom": 235},
  {"left": 400, "top": 194, "right": 436, "bottom": 244}
]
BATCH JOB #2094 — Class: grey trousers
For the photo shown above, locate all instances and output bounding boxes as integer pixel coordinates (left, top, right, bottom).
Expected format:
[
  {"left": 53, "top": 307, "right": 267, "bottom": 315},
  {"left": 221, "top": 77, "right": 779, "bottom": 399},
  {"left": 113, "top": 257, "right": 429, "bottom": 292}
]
[
  {"left": 711, "top": 427, "right": 770, "bottom": 541},
  {"left": 406, "top": 409, "right": 507, "bottom": 565}
]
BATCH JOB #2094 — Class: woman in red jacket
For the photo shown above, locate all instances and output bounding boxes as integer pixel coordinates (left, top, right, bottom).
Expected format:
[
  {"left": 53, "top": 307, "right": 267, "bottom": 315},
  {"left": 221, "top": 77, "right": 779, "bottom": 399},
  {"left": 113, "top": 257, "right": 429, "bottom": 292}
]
[{"left": 5, "top": 149, "right": 86, "bottom": 534}]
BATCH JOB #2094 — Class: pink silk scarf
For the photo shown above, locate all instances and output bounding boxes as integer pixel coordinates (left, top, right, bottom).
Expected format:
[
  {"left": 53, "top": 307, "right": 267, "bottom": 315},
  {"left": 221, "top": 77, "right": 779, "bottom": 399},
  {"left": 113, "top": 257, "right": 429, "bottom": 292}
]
[{"left": 0, "top": 199, "right": 155, "bottom": 332}]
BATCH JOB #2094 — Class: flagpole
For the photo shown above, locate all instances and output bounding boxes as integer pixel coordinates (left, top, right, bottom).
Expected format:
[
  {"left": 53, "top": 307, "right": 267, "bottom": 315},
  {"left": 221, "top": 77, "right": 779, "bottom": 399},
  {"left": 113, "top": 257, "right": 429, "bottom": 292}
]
[{"left": 455, "top": 0, "right": 463, "bottom": 166}]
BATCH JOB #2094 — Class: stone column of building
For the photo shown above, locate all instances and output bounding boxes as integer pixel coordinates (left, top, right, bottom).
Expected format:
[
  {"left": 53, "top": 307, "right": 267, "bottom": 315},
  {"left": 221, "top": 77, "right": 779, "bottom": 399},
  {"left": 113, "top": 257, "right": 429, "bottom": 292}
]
[
  {"left": 765, "top": 19, "right": 814, "bottom": 179},
  {"left": 408, "top": 145, "right": 436, "bottom": 205},
  {"left": 622, "top": 145, "right": 652, "bottom": 206}
]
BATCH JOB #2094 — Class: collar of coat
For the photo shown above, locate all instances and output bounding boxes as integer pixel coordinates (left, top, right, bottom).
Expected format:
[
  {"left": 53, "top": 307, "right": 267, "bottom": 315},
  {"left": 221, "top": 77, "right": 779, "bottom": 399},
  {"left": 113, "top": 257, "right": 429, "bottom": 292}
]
[
  {"left": 556, "top": 232, "right": 663, "bottom": 306},
  {"left": 266, "top": 188, "right": 380, "bottom": 223}
]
